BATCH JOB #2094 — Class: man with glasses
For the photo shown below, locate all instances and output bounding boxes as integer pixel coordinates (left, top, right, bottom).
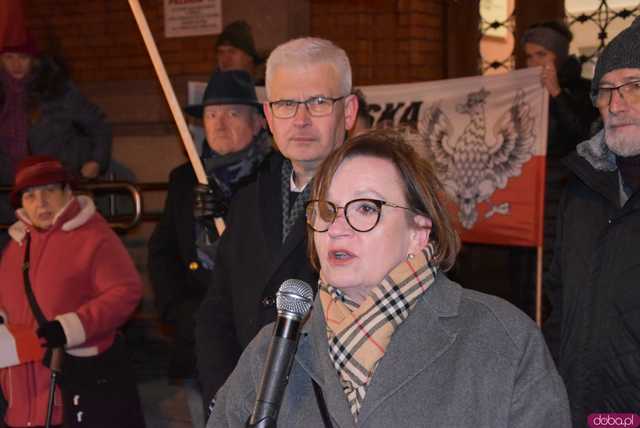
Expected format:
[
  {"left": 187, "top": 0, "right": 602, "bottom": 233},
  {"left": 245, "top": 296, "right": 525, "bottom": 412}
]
[
  {"left": 195, "top": 37, "right": 357, "bottom": 413},
  {"left": 543, "top": 17, "right": 640, "bottom": 428}
]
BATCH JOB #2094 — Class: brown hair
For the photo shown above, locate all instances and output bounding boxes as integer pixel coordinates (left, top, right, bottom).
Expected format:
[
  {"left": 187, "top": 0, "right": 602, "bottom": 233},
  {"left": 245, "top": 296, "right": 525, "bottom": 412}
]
[{"left": 307, "top": 128, "right": 460, "bottom": 272}]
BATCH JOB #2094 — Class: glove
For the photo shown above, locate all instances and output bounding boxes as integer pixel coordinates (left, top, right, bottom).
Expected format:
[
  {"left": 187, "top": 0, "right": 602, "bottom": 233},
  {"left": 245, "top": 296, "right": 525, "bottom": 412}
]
[
  {"left": 194, "top": 183, "right": 229, "bottom": 220},
  {"left": 36, "top": 320, "right": 67, "bottom": 348}
]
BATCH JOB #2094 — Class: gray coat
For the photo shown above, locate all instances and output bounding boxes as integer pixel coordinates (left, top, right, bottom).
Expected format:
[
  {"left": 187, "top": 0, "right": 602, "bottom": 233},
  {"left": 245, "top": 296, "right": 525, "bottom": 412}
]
[{"left": 208, "top": 274, "right": 570, "bottom": 428}]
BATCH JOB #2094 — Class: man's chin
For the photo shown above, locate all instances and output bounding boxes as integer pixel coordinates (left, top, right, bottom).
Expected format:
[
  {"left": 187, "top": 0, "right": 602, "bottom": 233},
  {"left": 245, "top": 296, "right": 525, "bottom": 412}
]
[{"left": 605, "top": 132, "right": 640, "bottom": 157}]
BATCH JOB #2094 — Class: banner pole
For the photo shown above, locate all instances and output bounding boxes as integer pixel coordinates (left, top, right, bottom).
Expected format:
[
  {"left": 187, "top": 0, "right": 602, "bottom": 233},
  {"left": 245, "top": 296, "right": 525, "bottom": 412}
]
[
  {"left": 128, "top": 0, "right": 225, "bottom": 235},
  {"left": 535, "top": 245, "right": 543, "bottom": 327},
  {"left": 535, "top": 75, "right": 550, "bottom": 328}
]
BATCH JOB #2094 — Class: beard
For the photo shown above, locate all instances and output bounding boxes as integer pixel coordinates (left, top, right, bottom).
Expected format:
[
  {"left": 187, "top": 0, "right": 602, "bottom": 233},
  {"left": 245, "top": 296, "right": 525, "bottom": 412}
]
[{"left": 604, "top": 115, "right": 640, "bottom": 157}]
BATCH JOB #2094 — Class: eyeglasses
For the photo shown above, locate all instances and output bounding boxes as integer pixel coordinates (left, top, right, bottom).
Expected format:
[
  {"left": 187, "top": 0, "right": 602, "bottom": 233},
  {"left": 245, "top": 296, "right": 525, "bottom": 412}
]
[
  {"left": 305, "top": 198, "right": 416, "bottom": 233},
  {"left": 269, "top": 95, "right": 347, "bottom": 119},
  {"left": 592, "top": 80, "right": 640, "bottom": 108}
]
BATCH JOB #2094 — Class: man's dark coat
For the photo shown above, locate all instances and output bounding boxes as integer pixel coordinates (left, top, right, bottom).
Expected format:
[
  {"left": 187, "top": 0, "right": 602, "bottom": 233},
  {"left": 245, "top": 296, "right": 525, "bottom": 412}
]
[
  {"left": 544, "top": 151, "right": 640, "bottom": 427},
  {"left": 195, "top": 152, "right": 318, "bottom": 404},
  {"left": 148, "top": 162, "right": 220, "bottom": 379}
]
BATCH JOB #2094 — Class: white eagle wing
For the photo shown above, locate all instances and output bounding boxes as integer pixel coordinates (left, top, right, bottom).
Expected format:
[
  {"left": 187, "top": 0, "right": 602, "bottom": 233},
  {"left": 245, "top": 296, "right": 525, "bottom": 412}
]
[
  {"left": 488, "top": 90, "right": 536, "bottom": 189},
  {"left": 418, "top": 104, "right": 455, "bottom": 179}
]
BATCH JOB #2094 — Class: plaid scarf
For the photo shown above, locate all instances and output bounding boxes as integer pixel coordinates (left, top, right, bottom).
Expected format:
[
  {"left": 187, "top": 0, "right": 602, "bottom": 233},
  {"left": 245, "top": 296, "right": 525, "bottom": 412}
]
[{"left": 319, "top": 244, "right": 438, "bottom": 419}]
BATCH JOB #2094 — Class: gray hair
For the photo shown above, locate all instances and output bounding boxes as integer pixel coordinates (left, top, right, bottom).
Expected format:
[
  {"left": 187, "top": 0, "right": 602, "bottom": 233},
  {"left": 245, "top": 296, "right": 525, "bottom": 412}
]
[{"left": 265, "top": 37, "right": 352, "bottom": 99}]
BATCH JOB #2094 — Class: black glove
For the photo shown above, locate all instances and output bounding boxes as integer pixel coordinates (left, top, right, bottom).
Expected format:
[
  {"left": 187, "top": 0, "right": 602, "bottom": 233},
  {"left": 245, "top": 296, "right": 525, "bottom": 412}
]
[
  {"left": 36, "top": 320, "right": 67, "bottom": 348},
  {"left": 194, "top": 183, "right": 229, "bottom": 220}
]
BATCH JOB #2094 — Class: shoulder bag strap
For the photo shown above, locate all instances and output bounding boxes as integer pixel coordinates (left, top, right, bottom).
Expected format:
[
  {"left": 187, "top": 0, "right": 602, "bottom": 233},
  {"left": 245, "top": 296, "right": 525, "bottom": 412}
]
[{"left": 22, "top": 232, "right": 47, "bottom": 326}]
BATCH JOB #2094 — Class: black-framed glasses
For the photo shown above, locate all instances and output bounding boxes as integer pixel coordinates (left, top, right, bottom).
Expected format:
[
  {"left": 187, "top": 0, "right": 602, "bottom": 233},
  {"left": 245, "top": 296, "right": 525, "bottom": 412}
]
[
  {"left": 592, "top": 79, "right": 640, "bottom": 108},
  {"left": 305, "top": 198, "right": 415, "bottom": 233},
  {"left": 269, "top": 95, "right": 347, "bottom": 119}
]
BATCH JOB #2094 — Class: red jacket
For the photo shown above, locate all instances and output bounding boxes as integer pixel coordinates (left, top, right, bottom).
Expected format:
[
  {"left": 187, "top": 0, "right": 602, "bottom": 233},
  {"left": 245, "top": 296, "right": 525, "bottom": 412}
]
[{"left": 0, "top": 196, "right": 143, "bottom": 427}]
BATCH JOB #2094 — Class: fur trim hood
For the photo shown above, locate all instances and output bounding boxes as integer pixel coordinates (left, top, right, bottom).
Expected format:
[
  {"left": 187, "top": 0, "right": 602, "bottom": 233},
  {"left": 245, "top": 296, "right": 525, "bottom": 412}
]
[
  {"left": 576, "top": 128, "right": 618, "bottom": 172},
  {"left": 8, "top": 195, "right": 96, "bottom": 244}
]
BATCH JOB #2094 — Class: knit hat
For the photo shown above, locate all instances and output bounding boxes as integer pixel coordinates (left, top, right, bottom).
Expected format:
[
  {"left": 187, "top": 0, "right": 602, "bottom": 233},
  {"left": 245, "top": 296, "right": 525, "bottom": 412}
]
[
  {"left": 10, "top": 156, "right": 71, "bottom": 207},
  {"left": 592, "top": 16, "right": 640, "bottom": 93},
  {"left": 185, "top": 70, "right": 259, "bottom": 118},
  {"left": 521, "top": 22, "right": 572, "bottom": 66},
  {"left": 0, "top": 32, "right": 39, "bottom": 57},
  {"left": 215, "top": 20, "right": 262, "bottom": 65}
]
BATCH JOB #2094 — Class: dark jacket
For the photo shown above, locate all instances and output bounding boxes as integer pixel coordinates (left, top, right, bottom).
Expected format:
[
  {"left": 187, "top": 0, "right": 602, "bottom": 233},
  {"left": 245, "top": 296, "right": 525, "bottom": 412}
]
[
  {"left": 510, "top": 57, "right": 599, "bottom": 316},
  {"left": 0, "top": 57, "right": 112, "bottom": 177},
  {"left": 209, "top": 274, "right": 570, "bottom": 428},
  {"left": 544, "top": 133, "right": 640, "bottom": 427},
  {"left": 547, "top": 56, "right": 597, "bottom": 159},
  {"left": 148, "top": 162, "right": 222, "bottom": 379},
  {"left": 195, "top": 152, "right": 318, "bottom": 404},
  {"left": 544, "top": 56, "right": 599, "bottom": 268},
  {"left": 28, "top": 81, "right": 112, "bottom": 175}
]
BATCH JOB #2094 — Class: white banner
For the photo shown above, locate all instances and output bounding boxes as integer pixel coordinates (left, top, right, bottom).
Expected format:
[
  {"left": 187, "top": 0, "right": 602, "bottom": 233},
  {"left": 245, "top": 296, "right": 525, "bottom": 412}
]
[{"left": 187, "top": 68, "right": 549, "bottom": 245}]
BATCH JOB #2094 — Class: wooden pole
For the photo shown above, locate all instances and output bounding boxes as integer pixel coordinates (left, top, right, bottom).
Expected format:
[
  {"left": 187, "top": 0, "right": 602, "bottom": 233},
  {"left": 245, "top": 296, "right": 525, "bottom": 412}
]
[
  {"left": 535, "top": 245, "right": 543, "bottom": 327},
  {"left": 128, "top": 0, "right": 225, "bottom": 235}
]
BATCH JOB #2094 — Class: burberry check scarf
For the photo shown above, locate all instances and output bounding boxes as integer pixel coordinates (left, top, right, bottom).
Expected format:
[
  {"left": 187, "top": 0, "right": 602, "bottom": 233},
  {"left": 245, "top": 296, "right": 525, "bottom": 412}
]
[{"left": 319, "top": 244, "right": 438, "bottom": 419}]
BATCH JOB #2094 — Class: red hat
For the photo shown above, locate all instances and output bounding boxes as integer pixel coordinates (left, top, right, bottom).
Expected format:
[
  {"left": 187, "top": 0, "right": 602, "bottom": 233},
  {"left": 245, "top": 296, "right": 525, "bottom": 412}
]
[
  {"left": 10, "top": 156, "right": 71, "bottom": 207},
  {"left": 0, "top": 32, "right": 39, "bottom": 57}
]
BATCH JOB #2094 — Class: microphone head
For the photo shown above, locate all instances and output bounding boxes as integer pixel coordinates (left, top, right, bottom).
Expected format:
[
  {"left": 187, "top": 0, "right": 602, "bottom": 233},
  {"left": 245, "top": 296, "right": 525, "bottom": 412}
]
[{"left": 276, "top": 279, "right": 313, "bottom": 320}]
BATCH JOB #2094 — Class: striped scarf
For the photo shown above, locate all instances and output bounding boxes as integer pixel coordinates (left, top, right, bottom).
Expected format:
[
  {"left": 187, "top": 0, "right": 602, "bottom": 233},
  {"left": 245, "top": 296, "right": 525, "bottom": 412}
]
[{"left": 319, "top": 244, "right": 438, "bottom": 419}]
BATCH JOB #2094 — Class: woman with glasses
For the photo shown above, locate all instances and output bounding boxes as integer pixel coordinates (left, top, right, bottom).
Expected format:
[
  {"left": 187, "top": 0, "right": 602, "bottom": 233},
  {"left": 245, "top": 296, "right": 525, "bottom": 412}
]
[{"left": 208, "top": 130, "right": 570, "bottom": 428}]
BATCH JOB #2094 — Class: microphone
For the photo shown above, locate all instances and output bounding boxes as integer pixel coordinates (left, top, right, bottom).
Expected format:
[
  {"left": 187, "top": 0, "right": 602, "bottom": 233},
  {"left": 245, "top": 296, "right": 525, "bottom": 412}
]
[{"left": 247, "top": 279, "right": 314, "bottom": 428}]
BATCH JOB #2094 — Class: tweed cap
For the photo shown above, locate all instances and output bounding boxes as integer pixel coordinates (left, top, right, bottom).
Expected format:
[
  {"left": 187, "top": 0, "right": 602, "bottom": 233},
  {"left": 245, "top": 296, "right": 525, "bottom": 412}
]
[{"left": 592, "top": 16, "right": 640, "bottom": 93}]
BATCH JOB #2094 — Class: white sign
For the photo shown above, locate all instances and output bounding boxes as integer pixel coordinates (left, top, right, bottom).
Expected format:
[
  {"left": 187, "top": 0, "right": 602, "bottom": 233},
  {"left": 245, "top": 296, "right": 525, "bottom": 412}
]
[{"left": 164, "top": 0, "right": 222, "bottom": 38}]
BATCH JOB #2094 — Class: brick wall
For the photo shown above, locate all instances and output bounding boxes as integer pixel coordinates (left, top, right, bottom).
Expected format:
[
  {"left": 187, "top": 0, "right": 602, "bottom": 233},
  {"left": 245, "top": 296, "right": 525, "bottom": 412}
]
[
  {"left": 25, "top": 0, "right": 215, "bottom": 82},
  {"left": 24, "top": 0, "right": 445, "bottom": 85},
  {"left": 310, "top": 0, "right": 445, "bottom": 85}
]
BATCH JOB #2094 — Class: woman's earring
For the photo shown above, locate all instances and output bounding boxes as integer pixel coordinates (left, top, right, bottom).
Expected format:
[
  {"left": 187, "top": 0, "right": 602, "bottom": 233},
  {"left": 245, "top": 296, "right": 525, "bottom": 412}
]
[{"left": 407, "top": 253, "right": 415, "bottom": 260}]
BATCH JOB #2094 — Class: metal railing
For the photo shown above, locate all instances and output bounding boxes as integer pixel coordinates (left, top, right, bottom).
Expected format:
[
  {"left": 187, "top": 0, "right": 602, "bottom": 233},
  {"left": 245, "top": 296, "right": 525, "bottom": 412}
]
[{"left": 0, "top": 181, "right": 168, "bottom": 232}]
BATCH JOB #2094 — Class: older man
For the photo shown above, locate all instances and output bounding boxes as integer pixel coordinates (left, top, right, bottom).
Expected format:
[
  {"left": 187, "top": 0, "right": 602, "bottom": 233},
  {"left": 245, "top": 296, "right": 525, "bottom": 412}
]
[
  {"left": 0, "top": 155, "right": 144, "bottom": 427},
  {"left": 544, "top": 17, "right": 640, "bottom": 427},
  {"left": 148, "top": 70, "right": 269, "bottom": 424},
  {"left": 195, "top": 37, "right": 358, "bottom": 410}
]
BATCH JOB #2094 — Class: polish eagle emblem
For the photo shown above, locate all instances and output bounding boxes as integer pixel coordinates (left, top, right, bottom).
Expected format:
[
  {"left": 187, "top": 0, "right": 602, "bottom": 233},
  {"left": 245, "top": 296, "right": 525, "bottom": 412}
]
[{"left": 417, "top": 88, "right": 536, "bottom": 229}]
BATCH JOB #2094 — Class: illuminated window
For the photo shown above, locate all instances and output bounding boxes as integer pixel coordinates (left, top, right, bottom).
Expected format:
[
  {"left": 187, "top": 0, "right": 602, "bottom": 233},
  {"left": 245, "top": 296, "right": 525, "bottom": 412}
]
[
  {"left": 566, "top": 0, "right": 639, "bottom": 78},
  {"left": 479, "top": 0, "right": 516, "bottom": 75}
]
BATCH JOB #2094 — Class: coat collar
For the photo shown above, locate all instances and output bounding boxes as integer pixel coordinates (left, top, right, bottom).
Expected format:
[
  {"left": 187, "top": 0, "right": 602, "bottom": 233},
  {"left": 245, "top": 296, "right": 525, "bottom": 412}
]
[
  {"left": 9, "top": 195, "right": 96, "bottom": 244},
  {"left": 575, "top": 128, "right": 617, "bottom": 173},
  {"left": 296, "top": 273, "right": 461, "bottom": 426}
]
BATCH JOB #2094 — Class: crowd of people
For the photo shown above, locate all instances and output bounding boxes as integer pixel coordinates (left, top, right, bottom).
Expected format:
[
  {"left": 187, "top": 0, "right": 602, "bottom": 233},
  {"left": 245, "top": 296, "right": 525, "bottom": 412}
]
[{"left": 1, "top": 8, "right": 639, "bottom": 428}]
